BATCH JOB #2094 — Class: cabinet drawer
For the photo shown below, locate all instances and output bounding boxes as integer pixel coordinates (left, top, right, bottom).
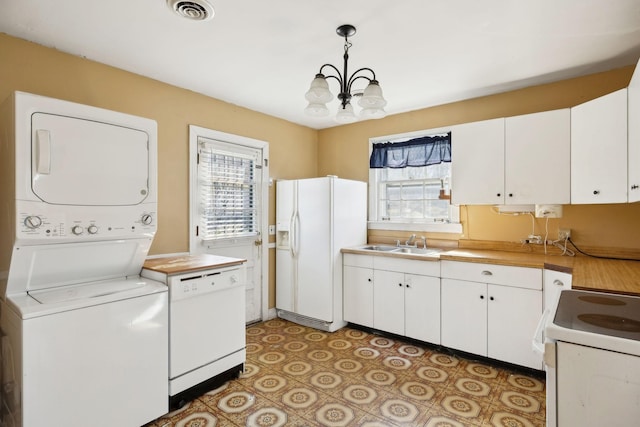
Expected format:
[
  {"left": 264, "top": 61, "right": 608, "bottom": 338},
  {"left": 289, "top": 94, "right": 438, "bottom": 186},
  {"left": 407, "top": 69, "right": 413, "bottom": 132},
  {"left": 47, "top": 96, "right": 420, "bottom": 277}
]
[
  {"left": 374, "top": 256, "right": 440, "bottom": 277},
  {"left": 441, "top": 260, "right": 541, "bottom": 290},
  {"left": 343, "top": 253, "right": 374, "bottom": 268}
]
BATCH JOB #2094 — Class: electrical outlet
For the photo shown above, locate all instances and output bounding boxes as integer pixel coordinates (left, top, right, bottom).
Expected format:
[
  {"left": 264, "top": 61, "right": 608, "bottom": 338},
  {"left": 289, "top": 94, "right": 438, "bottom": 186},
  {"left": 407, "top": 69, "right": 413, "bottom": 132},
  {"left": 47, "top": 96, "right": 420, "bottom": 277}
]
[
  {"left": 527, "top": 234, "right": 543, "bottom": 244},
  {"left": 558, "top": 228, "right": 571, "bottom": 240},
  {"left": 535, "top": 204, "right": 563, "bottom": 218},
  {"left": 268, "top": 225, "right": 276, "bottom": 235}
]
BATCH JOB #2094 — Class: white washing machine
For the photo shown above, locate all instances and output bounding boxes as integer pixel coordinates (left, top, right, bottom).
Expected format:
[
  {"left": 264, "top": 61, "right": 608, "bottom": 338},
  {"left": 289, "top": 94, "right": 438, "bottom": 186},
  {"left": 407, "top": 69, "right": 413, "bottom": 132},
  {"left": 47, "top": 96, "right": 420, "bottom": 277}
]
[{"left": 0, "top": 92, "right": 168, "bottom": 427}]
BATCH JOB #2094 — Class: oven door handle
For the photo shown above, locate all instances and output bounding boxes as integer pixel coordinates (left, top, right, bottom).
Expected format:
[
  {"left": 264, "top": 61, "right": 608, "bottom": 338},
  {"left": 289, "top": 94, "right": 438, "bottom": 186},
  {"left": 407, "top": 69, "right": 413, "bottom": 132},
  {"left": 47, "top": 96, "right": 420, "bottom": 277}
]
[{"left": 532, "top": 308, "right": 551, "bottom": 354}]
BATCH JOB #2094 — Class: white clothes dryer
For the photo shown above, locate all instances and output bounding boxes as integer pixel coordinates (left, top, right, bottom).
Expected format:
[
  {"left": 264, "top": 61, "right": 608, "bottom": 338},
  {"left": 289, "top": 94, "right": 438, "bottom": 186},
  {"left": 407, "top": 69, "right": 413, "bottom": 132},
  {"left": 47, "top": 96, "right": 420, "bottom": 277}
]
[{"left": 0, "top": 92, "right": 168, "bottom": 427}]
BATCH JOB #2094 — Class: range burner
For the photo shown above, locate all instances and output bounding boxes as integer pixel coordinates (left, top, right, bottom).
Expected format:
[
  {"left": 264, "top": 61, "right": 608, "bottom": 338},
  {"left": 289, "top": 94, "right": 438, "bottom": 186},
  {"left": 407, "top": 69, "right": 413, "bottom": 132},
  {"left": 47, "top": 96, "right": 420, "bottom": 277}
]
[
  {"left": 554, "top": 290, "right": 640, "bottom": 342},
  {"left": 577, "top": 313, "right": 640, "bottom": 332},
  {"left": 578, "top": 295, "right": 626, "bottom": 306}
]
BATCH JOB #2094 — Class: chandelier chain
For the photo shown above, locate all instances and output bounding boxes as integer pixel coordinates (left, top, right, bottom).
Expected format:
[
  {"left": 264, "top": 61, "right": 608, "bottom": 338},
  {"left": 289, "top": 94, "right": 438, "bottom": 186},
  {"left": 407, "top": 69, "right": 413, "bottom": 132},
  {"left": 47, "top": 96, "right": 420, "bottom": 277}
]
[{"left": 344, "top": 39, "right": 352, "bottom": 54}]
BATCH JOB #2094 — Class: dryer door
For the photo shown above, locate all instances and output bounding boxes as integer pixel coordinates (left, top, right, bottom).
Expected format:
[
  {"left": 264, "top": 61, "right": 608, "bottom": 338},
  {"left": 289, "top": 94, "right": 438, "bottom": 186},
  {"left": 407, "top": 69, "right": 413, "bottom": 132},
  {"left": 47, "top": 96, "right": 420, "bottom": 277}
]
[{"left": 31, "top": 113, "right": 150, "bottom": 206}]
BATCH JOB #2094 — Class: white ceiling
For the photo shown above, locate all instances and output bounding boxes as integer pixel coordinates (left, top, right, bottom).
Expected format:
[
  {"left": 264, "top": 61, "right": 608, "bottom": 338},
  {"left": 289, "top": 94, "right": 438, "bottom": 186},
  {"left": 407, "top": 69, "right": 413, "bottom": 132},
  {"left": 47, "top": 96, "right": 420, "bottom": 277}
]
[{"left": 1, "top": 0, "right": 640, "bottom": 129}]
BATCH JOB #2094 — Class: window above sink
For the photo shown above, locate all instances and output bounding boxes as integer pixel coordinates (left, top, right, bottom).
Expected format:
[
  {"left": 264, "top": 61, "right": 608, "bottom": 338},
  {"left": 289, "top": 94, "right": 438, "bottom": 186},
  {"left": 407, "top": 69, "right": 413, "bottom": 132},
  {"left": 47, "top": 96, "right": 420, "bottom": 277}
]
[{"left": 368, "top": 126, "right": 462, "bottom": 235}]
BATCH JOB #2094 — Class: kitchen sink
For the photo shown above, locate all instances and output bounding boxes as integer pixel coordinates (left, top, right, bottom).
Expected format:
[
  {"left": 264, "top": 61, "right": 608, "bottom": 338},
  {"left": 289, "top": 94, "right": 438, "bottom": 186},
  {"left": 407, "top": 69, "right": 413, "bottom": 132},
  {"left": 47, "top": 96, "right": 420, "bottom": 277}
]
[
  {"left": 361, "top": 245, "right": 398, "bottom": 252},
  {"left": 392, "top": 247, "right": 442, "bottom": 255},
  {"left": 359, "top": 245, "right": 442, "bottom": 256}
]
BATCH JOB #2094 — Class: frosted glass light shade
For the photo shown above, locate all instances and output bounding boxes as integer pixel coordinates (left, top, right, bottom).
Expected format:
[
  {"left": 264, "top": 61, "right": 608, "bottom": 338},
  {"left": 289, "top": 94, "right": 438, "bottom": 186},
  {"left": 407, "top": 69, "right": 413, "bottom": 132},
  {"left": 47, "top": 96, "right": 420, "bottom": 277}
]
[
  {"left": 305, "top": 102, "right": 330, "bottom": 117},
  {"left": 305, "top": 75, "right": 333, "bottom": 103},
  {"left": 358, "top": 80, "right": 387, "bottom": 109},
  {"left": 360, "top": 107, "right": 387, "bottom": 119},
  {"left": 334, "top": 102, "right": 357, "bottom": 123}
]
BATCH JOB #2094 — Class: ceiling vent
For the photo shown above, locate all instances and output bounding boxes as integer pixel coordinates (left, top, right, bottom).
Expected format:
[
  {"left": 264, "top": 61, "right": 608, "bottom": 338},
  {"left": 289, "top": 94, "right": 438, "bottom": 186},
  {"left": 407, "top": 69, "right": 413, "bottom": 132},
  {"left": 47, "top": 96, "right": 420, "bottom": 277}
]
[{"left": 167, "top": 0, "right": 215, "bottom": 21}]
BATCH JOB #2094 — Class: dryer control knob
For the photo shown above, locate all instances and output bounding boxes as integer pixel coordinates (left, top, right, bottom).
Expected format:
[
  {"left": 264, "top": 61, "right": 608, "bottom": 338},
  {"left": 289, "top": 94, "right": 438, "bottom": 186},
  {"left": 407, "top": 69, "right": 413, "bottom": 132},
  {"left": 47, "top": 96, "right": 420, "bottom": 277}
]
[
  {"left": 71, "top": 225, "right": 84, "bottom": 235},
  {"left": 141, "top": 214, "right": 153, "bottom": 225},
  {"left": 24, "top": 215, "right": 43, "bottom": 229},
  {"left": 87, "top": 225, "right": 98, "bottom": 234}
]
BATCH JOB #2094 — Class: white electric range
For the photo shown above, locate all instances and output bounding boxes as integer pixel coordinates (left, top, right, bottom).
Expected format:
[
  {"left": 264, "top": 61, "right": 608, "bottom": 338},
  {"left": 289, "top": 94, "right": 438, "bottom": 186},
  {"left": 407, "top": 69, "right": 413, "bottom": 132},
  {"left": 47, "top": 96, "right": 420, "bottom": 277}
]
[{"left": 545, "top": 289, "right": 640, "bottom": 427}]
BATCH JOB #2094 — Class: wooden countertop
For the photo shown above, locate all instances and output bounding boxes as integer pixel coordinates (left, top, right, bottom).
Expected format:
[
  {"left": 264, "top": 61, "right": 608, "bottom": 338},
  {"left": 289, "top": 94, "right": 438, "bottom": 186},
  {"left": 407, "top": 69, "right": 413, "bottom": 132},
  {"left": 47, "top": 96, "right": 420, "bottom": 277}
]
[
  {"left": 342, "top": 246, "right": 640, "bottom": 296},
  {"left": 440, "top": 249, "right": 640, "bottom": 295},
  {"left": 143, "top": 254, "right": 246, "bottom": 275}
]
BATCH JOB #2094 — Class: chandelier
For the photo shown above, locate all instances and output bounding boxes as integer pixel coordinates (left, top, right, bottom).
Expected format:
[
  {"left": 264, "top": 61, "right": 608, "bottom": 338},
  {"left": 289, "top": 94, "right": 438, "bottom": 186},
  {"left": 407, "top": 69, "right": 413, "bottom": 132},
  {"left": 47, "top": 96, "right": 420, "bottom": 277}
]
[{"left": 304, "top": 24, "right": 387, "bottom": 124}]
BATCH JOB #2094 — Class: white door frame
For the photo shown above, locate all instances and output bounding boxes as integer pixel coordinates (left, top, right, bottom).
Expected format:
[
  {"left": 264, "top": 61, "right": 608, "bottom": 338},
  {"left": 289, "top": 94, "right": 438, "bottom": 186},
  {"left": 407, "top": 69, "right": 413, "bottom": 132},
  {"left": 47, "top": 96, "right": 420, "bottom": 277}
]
[{"left": 188, "top": 125, "right": 269, "bottom": 322}]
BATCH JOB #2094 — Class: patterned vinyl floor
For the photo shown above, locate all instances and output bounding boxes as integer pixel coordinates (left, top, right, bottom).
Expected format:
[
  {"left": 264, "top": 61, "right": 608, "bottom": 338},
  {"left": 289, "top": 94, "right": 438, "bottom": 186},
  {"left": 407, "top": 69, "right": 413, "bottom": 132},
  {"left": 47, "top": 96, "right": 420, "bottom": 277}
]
[{"left": 144, "top": 318, "right": 546, "bottom": 427}]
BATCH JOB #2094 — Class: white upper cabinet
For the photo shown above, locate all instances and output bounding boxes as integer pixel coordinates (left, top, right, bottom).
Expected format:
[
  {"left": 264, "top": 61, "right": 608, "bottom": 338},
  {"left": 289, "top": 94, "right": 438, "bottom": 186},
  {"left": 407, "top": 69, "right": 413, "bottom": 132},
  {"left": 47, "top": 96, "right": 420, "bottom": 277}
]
[
  {"left": 505, "top": 109, "right": 571, "bottom": 204},
  {"left": 571, "top": 89, "right": 628, "bottom": 204},
  {"left": 451, "top": 118, "right": 505, "bottom": 205},
  {"left": 628, "top": 61, "right": 640, "bottom": 202},
  {"left": 452, "top": 110, "right": 570, "bottom": 205}
]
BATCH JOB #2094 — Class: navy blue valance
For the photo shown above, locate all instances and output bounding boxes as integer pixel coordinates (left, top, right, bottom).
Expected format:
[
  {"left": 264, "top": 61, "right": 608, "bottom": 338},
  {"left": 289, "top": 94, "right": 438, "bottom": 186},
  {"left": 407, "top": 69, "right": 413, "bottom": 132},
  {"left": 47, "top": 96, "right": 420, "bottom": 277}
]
[{"left": 369, "top": 133, "right": 451, "bottom": 169}]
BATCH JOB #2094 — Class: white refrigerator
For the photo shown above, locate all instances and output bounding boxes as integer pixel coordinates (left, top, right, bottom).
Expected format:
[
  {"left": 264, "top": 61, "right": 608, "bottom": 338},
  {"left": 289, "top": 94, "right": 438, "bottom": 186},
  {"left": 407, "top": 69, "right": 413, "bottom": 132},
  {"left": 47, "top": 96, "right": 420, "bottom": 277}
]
[{"left": 276, "top": 177, "right": 367, "bottom": 332}]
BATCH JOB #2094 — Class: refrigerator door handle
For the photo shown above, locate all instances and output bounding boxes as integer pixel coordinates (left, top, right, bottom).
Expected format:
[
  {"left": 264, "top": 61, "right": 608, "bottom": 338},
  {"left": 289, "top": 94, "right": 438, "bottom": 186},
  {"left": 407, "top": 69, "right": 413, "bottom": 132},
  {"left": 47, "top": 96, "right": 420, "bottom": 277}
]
[
  {"left": 292, "top": 211, "right": 301, "bottom": 258},
  {"left": 289, "top": 211, "right": 297, "bottom": 258}
]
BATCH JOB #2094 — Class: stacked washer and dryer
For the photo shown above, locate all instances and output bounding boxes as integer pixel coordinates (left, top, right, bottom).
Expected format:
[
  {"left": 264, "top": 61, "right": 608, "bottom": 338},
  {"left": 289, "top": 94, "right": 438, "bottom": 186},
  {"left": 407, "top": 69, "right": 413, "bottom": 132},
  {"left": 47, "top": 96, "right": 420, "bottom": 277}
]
[{"left": 0, "top": 92, "right": 168, "bottom": 427}]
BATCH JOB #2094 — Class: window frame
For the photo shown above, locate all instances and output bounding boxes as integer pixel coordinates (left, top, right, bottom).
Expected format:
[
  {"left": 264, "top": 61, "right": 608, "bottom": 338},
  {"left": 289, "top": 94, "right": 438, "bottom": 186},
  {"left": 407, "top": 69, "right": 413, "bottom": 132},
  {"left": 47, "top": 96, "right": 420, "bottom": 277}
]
[{"left": 368, "top": 127, "right": 463, "bottom": 234}]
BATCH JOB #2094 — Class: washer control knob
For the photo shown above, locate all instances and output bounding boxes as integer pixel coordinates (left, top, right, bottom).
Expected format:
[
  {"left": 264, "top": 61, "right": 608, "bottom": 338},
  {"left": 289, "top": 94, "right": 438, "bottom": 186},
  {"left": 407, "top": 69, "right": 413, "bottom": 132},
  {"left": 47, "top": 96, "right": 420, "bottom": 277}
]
[
  {"left": 141, "top": 214, "right": 153, "bottom": 225},
  {"left": 71, "top": 225, "right": 84, "bottom": 235},
  {"left": 24, "top": 215, "right": 43, "bottom": 229},
  {"left": 87, "top": 225, "right": 98, "bottom": 234}
]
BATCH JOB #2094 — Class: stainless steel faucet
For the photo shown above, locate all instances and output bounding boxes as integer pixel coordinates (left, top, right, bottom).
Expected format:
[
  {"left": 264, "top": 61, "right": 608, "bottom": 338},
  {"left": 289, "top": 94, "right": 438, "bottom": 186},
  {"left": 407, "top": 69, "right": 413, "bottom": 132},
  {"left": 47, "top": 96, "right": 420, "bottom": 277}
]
[{"left": 405, "top": 234, "right": 417, "bottom": 246}]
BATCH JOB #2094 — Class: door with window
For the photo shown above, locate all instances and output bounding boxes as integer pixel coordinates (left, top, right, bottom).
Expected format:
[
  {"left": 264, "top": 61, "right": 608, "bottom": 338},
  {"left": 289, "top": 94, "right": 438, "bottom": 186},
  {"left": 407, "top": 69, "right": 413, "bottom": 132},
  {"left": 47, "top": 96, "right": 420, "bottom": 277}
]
[{"left": 189, "top": 125, "right": 269, "bottom": 324}]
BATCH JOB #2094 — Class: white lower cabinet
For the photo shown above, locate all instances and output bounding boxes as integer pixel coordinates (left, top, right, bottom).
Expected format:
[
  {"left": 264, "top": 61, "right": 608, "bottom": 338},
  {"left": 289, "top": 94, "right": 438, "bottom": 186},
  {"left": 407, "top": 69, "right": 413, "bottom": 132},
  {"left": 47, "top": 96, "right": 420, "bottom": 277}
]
[
  {"left": 441, "top": 278, "right": 487, "bottom": 355},
  {"left": 405, "top": 274, "right": 440, "bottom": 343},
  {"left": 343, "top": 254, "right": 440, "bottom": 344},
  {"left": 487, "top": 284, "right": 542, "bottom": 368},
  {"left": 343, "top": 255, "right": 374, "bottom": 328},
  {"left": 344, "top": 255, "right": 545, "bottom": 370},
  {"left": 373, "top": 269, "right": 405, "bottom": 335},
  {"left": 441, "top": 260, "right": 543, "bottom": 369},
  {"left": 373, "top": 270, "right": 440, "bottom": 343}
]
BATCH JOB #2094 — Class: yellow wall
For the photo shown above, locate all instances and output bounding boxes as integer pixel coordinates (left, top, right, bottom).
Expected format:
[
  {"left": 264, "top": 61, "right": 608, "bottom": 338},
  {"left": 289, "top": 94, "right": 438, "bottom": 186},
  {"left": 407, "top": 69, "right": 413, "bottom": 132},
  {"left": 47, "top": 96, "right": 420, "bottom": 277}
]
[
  {"left": 318, "top": 66, "right": 640, "bottom": 250},
  {"left": 0, "top": 34, "right": 319, "bottom": 308},
  {"left": 2, "top": 32, "right": 640, "bottom": 312},
  {"left": 0, "top": 33, "right": 317, "bottom": 257}
]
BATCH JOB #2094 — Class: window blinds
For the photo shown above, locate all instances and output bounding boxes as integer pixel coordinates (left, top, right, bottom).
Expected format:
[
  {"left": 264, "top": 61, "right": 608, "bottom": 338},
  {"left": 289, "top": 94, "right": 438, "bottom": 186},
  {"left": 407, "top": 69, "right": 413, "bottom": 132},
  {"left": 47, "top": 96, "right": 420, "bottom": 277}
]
[{"left": 198, "top": 140, "right": 257, "bottom": 240}]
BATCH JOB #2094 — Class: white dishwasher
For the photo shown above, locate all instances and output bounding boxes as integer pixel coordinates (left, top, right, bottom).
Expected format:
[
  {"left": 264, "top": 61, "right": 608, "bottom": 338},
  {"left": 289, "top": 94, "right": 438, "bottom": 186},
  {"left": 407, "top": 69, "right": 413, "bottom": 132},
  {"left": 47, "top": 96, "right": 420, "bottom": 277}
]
[{"left": 142, "top": 254, "right": 247, "bottom": 409}]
